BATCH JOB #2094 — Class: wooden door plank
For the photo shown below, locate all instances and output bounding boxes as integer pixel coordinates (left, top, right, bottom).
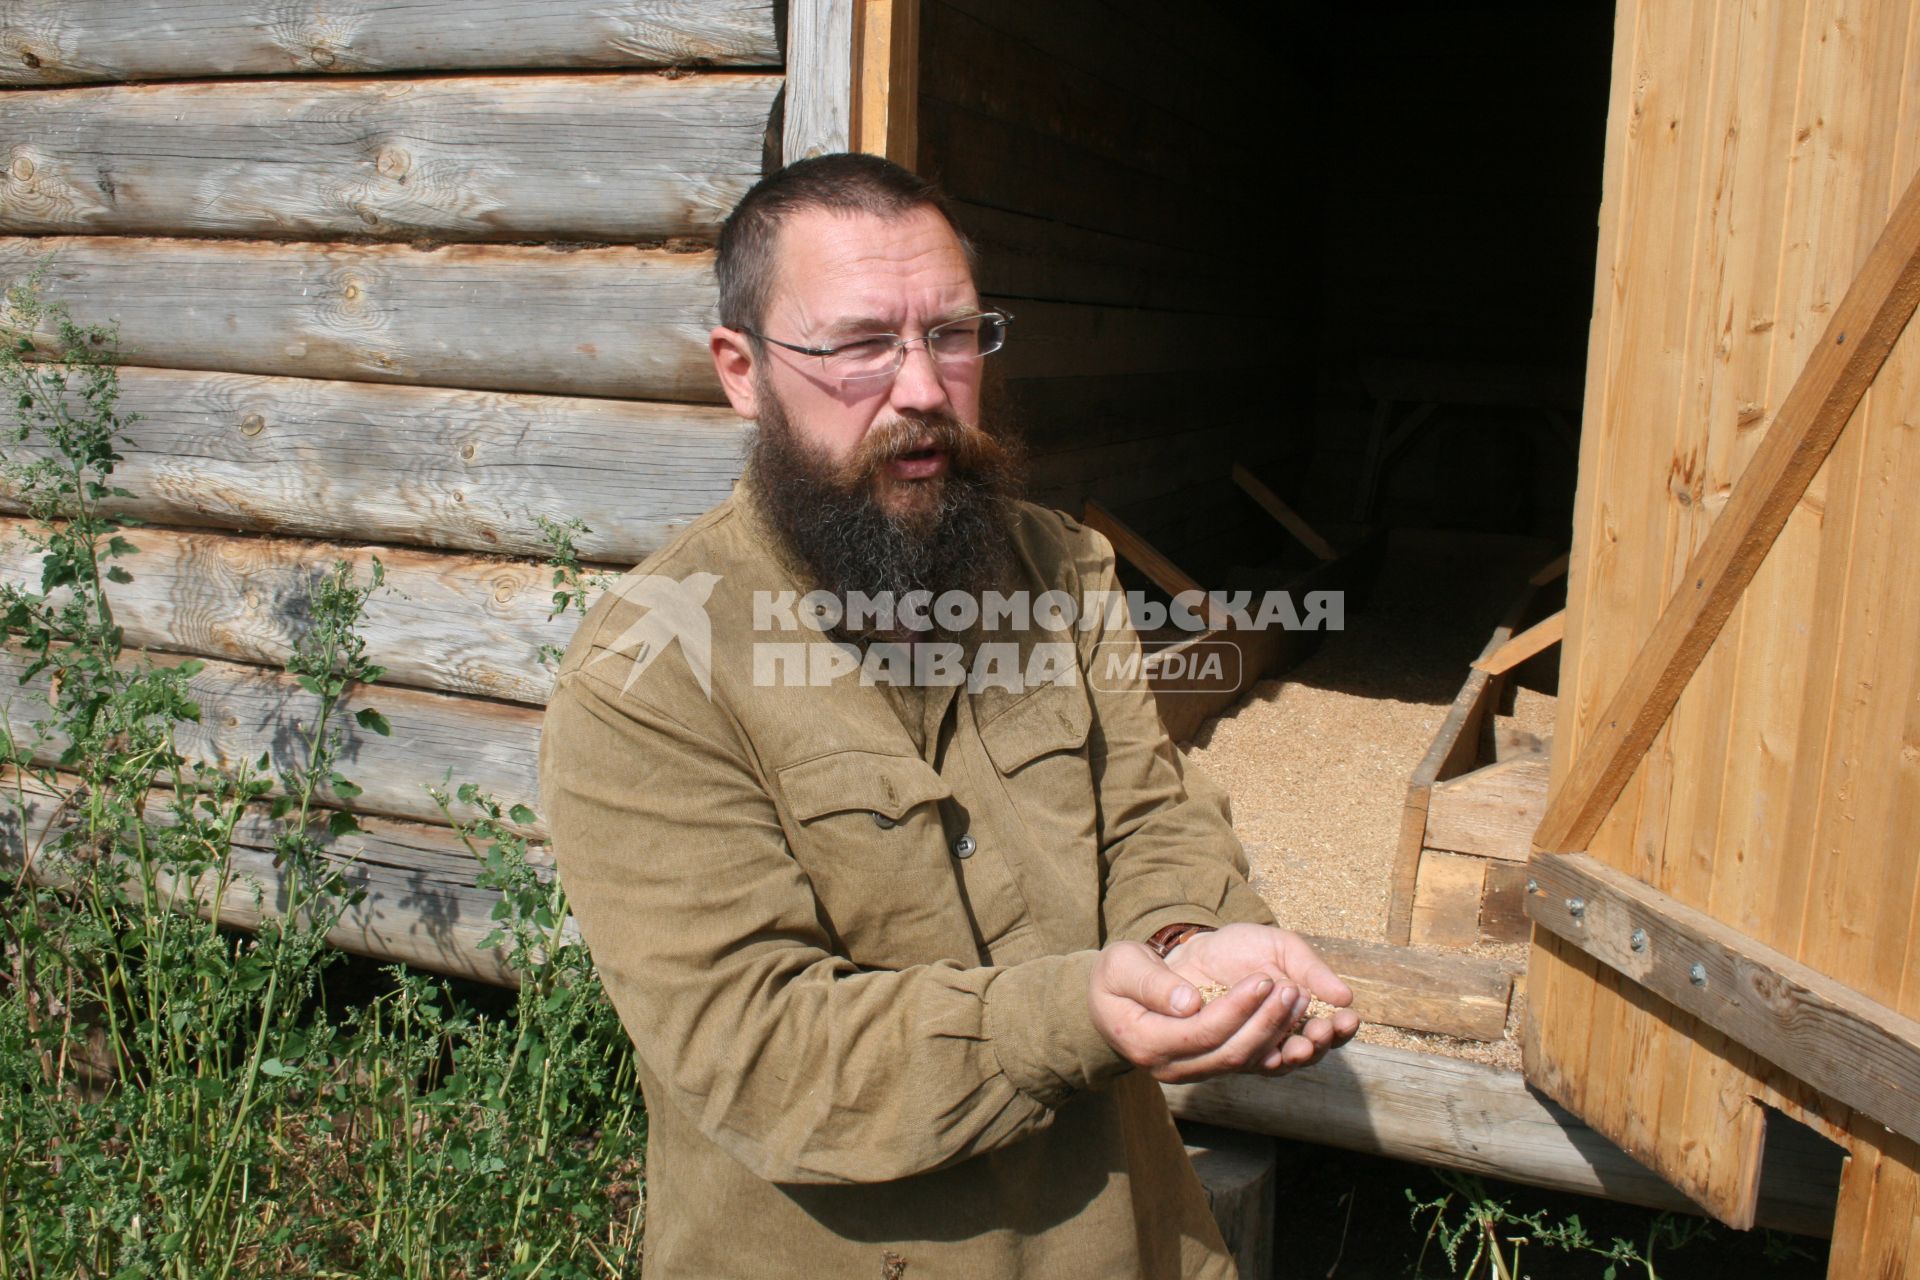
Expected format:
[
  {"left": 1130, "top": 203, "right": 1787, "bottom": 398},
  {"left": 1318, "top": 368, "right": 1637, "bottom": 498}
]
[
  {"left": 1528, "top": 851, "right": 1920, "bottom": 1148},
  {"left": 1534, "top": 165, "right": 1920, "bottom": 857}
]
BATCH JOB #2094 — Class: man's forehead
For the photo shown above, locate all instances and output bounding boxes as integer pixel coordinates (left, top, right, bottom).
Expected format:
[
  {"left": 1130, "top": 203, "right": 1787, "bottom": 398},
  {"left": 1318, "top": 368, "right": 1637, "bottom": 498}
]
[{"left": 767, "top": 205, "right": 976, "bottom": 323}]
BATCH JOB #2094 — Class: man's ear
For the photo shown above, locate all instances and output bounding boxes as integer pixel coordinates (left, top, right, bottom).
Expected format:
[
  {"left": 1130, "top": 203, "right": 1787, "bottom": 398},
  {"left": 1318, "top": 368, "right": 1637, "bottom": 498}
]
[{"left": 710, "top": 326, "right": 760, "bottom": 419}]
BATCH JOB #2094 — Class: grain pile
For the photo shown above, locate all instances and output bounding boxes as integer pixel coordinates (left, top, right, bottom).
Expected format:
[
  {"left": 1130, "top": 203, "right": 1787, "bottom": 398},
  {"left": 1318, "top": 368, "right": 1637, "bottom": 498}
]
[{"left": 1185, "top": 529, "right": 1559, "bottom": 1069}]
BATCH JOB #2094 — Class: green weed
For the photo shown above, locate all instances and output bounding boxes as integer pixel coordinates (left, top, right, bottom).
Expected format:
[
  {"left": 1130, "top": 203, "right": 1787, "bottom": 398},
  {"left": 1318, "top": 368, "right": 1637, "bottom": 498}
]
[{"left": 0, "top": 280, "right": 644, "bottom": 1278}]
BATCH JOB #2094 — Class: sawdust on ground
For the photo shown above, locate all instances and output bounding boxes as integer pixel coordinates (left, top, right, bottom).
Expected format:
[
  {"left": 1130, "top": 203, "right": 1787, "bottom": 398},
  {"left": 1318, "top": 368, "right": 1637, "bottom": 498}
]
[{"left": 1184, "top": 529, "right": 1559, "bottom": 1071}]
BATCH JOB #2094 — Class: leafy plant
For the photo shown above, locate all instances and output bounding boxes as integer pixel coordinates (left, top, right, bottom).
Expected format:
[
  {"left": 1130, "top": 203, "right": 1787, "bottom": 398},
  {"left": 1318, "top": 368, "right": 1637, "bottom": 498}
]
[
  {"left": 535, "top": 514, "right": 612, "bottom": 669},
  {"left": 1408, "top": 1171, "right": 1712, "bottom": 1280},
  {"left": 0, "top": 280, "right": 644, "bottom": 1278}
]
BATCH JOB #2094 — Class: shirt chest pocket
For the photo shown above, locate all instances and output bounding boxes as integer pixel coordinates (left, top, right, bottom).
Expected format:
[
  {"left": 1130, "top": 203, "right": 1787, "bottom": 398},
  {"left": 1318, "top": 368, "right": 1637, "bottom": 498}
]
[
  {"left": 977, "top": 682, "right": 1103, "bottom": 943},
  {"left": 776, "top": 750, "right": 975, "bottom": 968}
]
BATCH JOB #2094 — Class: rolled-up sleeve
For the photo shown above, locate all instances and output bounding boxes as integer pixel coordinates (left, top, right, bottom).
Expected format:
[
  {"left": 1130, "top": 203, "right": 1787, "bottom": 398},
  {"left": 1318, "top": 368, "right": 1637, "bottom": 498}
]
[
  {"left": 1063, "top": 521, "right": 1277, "bottom": 943},
  {"left": 538, "top": 667, "right": 1132, "bottom": 1187}
]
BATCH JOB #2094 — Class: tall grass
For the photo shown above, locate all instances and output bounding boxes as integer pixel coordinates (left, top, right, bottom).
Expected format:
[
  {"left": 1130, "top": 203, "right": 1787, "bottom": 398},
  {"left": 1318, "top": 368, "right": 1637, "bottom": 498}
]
[{"left": 0, "top": 278, "right": 644, "bottom": 1278}]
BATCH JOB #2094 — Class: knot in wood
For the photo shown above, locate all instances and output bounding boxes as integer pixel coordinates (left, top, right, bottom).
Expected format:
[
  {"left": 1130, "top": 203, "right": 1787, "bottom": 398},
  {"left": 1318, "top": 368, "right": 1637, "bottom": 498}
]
[
  {"left": 239, "top": 413, "right": 265, "bottom": 437},
  {"left": 376, "top": 147, "right": 410, "bottom": 180},
  {"left": 9, "top": 154, "right": 33, "bottom": 182},
  {"left": 311, "top": 46, "right": 337, "bottom": 68},
  {"left": 460, "top": 442, "right": 477, "bottom": 461}
]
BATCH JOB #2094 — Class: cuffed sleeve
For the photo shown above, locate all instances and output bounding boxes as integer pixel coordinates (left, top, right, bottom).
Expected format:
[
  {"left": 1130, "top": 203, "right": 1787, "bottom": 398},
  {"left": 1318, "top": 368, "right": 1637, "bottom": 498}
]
[
  {"left": 1061, "top": 520, "right": 1278, "bottom": 942},
  {"left": 539, "top": 666, "right": 1131, "bottom": 1188}
]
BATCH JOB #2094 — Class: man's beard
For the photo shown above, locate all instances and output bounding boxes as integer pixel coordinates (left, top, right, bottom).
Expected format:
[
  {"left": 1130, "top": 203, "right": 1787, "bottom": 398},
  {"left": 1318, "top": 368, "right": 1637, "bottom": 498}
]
[{"left": 743, "top": 377, "right": 1026, "bottom": 640}]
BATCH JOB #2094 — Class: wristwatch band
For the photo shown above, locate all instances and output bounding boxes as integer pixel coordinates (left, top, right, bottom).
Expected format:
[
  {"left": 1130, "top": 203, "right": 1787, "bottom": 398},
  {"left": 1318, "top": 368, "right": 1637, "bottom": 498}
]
[{"left": 1145, "top": 922, "right": 1215, "bottom": 959}]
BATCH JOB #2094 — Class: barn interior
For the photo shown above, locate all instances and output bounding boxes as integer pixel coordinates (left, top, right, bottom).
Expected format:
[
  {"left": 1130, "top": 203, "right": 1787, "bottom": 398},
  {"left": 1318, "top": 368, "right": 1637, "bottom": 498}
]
[
  {"left": 922, "top": 0, "right": 1612, "bottom": 572},
  {"left": 918, "top": 0, "right": 1615, "bottom": 959}
]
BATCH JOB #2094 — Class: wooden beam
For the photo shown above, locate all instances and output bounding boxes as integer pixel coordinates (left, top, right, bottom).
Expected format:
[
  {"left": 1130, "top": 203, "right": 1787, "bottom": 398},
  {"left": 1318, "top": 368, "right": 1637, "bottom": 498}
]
[
  {"left": 853, "top": 0, "right": 919, "bottom": 167},
  {"left": 1535, "top": 169, "right": 1920, "bottom": 855},
  {"left": 1424, "top": 757, "right": 1552, "bottom": 862},
  {"left": 1230, "top": 463, "right": 1338, "bottom": 562},
  {"left": 1161, "top": 1041, "right": 1839, "bottom": 1236},
  {"left": 1528, "top": 551, "right": 1571, "bottom": 586},
  {"left": 0, "top": 647, "right": 544, "bottom": 836},
  {"left": 784, "top": 0, "right": 856, "bottom": 161},
  {"left": 0, "top": 520, "right": 577, "bottom": 707},
  {"left": 0, "top": 236, "right": 723, "bottom": 403},
  {"left": 0, "top": 365, "right": 746, "bottom": 564},
  {"left": 0, "top": 2, "right": 782, "bottom": 84},
  {"left": 1472, "top": 608, "right": 1565, "bottom": 674},
  {"left": 1, "top": 767, "right": 544, "bottom": 986},
  {"left": 1526, "top": 851, "right": 1920, "bottom": 1149},
  {"left": 0, "top": 75, "right": 779, "bottom": 241},
  {"left": 1079, "top": 499, "right": 1226, "bottom": 627},
  {"left": 1303, "top": 933, "right": 1513, "bottom": 1041}
]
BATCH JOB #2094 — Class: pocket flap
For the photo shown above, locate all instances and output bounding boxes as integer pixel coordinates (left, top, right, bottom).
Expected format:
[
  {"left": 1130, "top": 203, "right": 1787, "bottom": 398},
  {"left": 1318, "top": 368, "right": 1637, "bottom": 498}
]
[
  {"left": 778, "top": 750, "right": 952, "bottom": 823},
  {"left": 979, "top": 683, "right": 1092, "bottom": 774}
]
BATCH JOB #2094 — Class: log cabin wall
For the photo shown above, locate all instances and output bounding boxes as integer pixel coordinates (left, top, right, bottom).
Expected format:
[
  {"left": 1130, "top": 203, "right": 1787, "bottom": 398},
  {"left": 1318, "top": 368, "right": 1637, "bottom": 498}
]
[
  {"left": 0, "top": 1, "right": 784, "bottom": 980},
  {"left": 916, "top": 0, "right": 1305, "bottom": 577},
  {"left": 1525, "top": 0, "right": 1920, "bottom": 1265}
]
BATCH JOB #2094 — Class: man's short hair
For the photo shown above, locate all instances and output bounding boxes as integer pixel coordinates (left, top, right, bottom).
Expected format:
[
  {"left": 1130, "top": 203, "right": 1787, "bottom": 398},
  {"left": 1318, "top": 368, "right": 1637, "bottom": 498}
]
[{"left": 715, "top": 152, "right": 975, "bottom": 336}]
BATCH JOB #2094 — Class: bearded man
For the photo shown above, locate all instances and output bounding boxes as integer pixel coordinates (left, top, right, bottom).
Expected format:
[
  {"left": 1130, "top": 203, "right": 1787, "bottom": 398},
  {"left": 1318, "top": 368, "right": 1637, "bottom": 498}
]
[{"left": 537, "top": 153, "right": 1359, "bottom": 1280}]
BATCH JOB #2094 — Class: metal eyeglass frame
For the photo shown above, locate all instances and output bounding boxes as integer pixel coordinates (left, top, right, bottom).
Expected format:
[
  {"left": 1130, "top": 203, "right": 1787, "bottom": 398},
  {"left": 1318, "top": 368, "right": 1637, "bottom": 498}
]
[{"left": 742, "top": 310, "right": 1014, "bottom": 383}]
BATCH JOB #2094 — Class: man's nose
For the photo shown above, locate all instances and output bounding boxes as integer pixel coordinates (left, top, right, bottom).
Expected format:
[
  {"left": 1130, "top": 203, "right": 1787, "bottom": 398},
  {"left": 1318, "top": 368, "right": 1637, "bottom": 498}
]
[{"left": 888, "top": 341, "right": 949, "bottom": 414}]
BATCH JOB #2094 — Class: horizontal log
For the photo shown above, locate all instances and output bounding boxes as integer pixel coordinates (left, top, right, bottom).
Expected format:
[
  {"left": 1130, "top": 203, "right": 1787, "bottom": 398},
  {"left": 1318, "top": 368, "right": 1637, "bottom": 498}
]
[
  {"left": 1162, "top": 1042, "right": 1839, "bottom": 1236},
  {"left": 1304, "top": 933, "right": 1513, "bottom": 1042},
  {"left": 1, "top": 767, "right": 549, "bottom": 985},
  {"left": 0, "top": 74, "right": 779, "bottom": 241},
  {"left": 1424, "top": 758, "right": 1551, "bottom": 862},
  {"left": 0, "top": 1, "right": 781, "bottom": 84},
  {"left": 1527, "top": 850, "right": 1920, "bottom": 1150},
  {"left": 0, "top": 520, "right": 578, "bottom": 705},
  {"left": 0, "top": 366, "right": 745, "bottom": 562},
  {"left": 0, "top": 236, "right": 723, "bottom": 401},
  {"left": 0, "top": 647, "right": 543, "bottom": 834}
]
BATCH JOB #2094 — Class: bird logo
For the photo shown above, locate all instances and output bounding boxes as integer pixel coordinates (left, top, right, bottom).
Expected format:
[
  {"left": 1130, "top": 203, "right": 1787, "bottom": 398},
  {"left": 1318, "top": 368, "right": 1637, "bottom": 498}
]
[{"left": 582, "top": 571, "right": 723, "bottom": 699}]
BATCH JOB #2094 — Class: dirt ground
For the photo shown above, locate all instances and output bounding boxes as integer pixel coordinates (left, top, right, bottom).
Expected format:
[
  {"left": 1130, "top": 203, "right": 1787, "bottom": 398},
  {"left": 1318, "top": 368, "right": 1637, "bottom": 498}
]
[{"left": 1184, "top": 529, "right": 1559, "bottom": 1069}]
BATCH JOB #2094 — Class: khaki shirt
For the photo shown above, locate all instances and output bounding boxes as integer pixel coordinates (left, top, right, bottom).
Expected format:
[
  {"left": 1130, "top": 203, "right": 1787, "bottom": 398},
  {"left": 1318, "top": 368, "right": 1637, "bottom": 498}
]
[{"left": 538, "top": 478, "right": 1276, "bottom": 1279}]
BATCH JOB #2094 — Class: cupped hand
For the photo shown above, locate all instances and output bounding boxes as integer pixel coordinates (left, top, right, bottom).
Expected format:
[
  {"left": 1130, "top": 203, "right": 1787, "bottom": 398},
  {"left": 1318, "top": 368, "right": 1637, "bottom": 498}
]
[
  {"left": 1087, "top": 940, "right": 1309, "bottom": 1084},
  {"left": 1162, "top": 923, "right": 1361, "bottom": 1074}
]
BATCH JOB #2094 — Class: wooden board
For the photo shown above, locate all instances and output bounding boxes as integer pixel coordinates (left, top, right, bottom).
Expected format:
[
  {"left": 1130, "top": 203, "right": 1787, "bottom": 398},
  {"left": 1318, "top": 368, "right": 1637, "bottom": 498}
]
[
  {"left": 784, "top": 0, "right": 856, "bottom": 161},
  {"left": 0, "top": 236, "right": 723, "bottom": 402},
  {"left": 1472, "top": 609, "right": 1565, "bottom": 676},
  {"left": 1230, "top": 463, "right": 1338, "bottom": 562},
  {"left": 1535, "top": 164, "right": 1920, "bottom": 857},
  {"left": 1527, "top": 0, "right": 1920, "bottom": 1247},
  {"left": 854, "top": 0, "right": 919, "bottom": 167},
  {"left": 0, "top": 521, "right": 578, "bottom": 706},
  {"left": 1408, "top": 851, "right": 1485, "bottom": 950},
  {"left": 0, "top": 75, "right": 779, "bottom": 241},
  {"left": 1424, "top": 757, "right": 1551, "bottom": 862},
  {"left": 0, "top": 648, "right": 544, "bottom": 835},
  {"left": 1302, "top": 934, "right": 1513, "bottom": 1042},
  {"left": 0, "top": 366, "right": 746, "bottom": 562},
  {"left": 1528, "top": 851, "right": 1920, "bottom": 1148},
  {"left": 0, "top": 1, "right": 782, "bottom": 83},
  {"left": 1161, "top": 1042, "right": 1841, "bottom": 1237},
  {"left": 2, "top": 767, "right": 542, "bottom": 985}
]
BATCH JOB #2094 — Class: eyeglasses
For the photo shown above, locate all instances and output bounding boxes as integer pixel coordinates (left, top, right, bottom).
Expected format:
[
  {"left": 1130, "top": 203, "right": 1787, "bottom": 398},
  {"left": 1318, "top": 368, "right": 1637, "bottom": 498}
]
[{"left": 744, "top": 311, "right": 1014, "bottom": 383}]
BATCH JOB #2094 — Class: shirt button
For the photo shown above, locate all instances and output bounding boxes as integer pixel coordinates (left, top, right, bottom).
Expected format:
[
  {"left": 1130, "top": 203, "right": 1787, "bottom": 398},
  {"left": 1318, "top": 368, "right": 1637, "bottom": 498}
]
[
  {"left": 952, "top": 833, "right": 977, "bottom": 858},
  {"left": 872, "top": 812, "right": 897, "bottom": 829}
]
